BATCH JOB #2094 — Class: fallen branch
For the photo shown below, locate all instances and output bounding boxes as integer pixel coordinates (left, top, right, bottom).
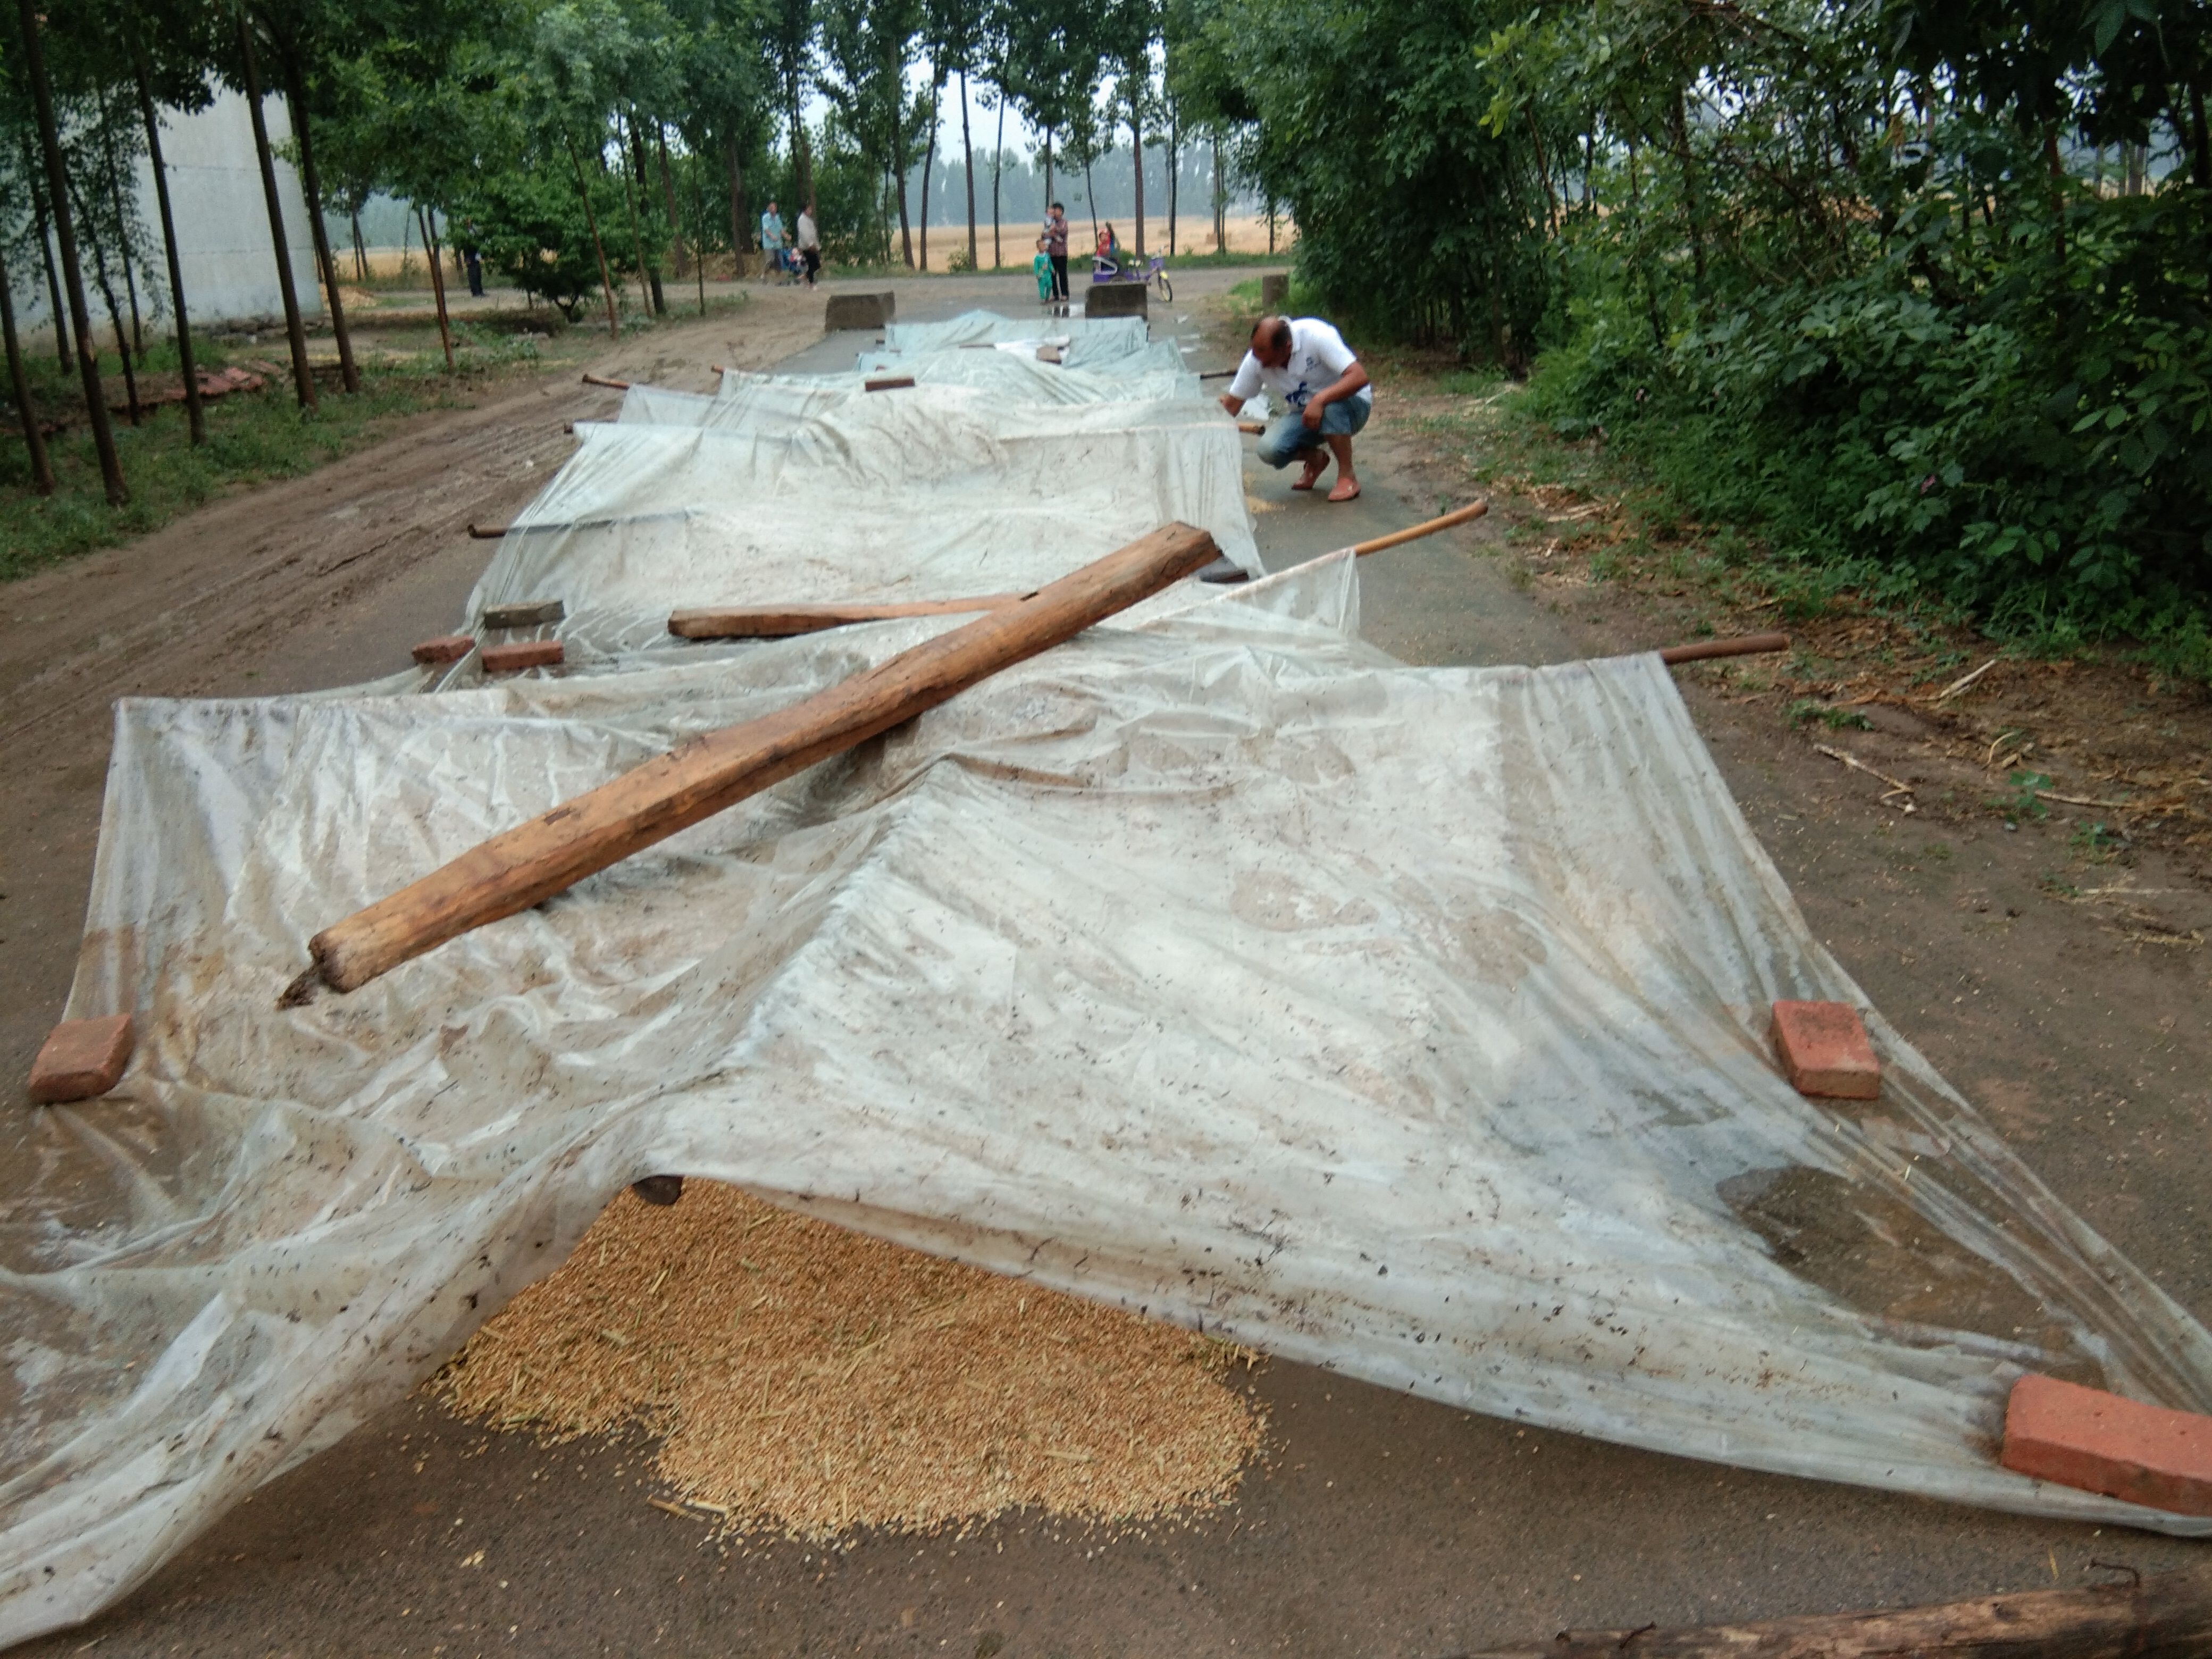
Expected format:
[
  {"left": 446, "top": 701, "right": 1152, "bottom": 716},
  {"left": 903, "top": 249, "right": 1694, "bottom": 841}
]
[
  {"left": 1351, "top": 500, "right": 1490, "bottom": 556},
  {"left": 1815, "top": 742, "right": 1917, "bottom": 810},
  {"left": 670, "top": 594, "right": 1034, "bottom": 639},
  {"left": 1936, "top": 656, "right": 2001, "bottom": 702},
  {"left": 1459, "top": 1563, "right": 2212, "bottom": 1659},
  {"left": 1656, "top": 632, "right": 1789, "bottom": 665},
  {"left": 289, "top": 524, "right": 1220, "bottom": 998}
]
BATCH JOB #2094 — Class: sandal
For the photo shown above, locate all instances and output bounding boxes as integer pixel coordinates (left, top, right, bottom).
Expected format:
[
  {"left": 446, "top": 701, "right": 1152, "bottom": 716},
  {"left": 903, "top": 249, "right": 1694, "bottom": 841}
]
[
  {"left": 1328, "top": 477, "right": 1362, "bottom": 502},
  {"left": 1291, "top": 455, "right": 1329, "bottom": 492}
]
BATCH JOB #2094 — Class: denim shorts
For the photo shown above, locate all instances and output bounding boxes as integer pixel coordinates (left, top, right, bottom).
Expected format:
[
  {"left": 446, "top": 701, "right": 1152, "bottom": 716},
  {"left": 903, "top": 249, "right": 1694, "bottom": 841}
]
[{"left": 1256, "top": 396, "right": 1371, "bottom": 467}]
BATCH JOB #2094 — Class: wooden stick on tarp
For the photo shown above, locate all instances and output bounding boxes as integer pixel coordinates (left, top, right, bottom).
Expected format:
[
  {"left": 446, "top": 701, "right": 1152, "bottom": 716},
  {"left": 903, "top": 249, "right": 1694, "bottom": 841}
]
[
  {"left": 289, "top": 523, "right": 1220, "bottom": 1000},
  {"left": 671, "top": 594, "right": 1035, "bottom": 639},
  {"left": 1462, "top": 1562, "right": 2212, "bottom": 1659},
  {"left": 582, "top": 372, "right": 631, "bottom": 390}
]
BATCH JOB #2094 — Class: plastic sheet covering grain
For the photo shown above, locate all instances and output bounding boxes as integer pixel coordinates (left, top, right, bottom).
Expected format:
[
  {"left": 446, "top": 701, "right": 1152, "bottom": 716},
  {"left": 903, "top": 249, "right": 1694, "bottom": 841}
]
[
  {"left": 6, "top": 552, "right": 2212, "bottom": 1645},
  {"left": 462, "top": 388, "right": 1258, "bottom": 665},
  {"left": 877, "top": 308, "right": 1155, "bottom": 367}
]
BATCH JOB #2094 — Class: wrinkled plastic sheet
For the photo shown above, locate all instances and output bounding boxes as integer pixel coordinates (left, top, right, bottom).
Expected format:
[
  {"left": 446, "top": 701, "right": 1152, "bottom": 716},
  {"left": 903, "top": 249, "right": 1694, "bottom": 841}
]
[
  {"left": 879, "top": 308, "right": 1155, "bottom": 368},
  {"left": 443, "top": 389, "right": 1258, "bottom": 671},
  {"left": 8, "top": 319, "right": 2212, "bottom": 1644}
]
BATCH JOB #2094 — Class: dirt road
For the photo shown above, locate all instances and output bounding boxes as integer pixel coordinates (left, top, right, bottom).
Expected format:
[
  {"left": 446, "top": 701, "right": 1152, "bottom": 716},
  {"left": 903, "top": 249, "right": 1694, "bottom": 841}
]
[{"left": 9, "top": 271, "right": 2211, "bottom": 1657}]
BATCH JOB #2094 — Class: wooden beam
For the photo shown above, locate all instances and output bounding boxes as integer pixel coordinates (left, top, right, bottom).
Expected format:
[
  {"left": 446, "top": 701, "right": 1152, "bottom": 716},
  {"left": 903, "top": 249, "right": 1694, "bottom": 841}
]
[
  {"left": 1351, "top": 500, "right": 1489, "bottom": 556},
  {"left": 670, "top": 594, "right": 1034, "bottom": 639},
  {"left": 581, "top": 372, "right": 630, "bottom": 390},
  {"left": 864, "top": 375, "right": 916, "bottom": 392},
  {"left": 467, "top": 522, "right": 506, "bottom": 539},
  {"left": 1463, "top": 1564, "right": 2212, "bottom": 1659},
  {"left": 291, "top": 524, "right": 1220, "bottom": 999},
  {"left": 1657, "top": 632, "right": 1789, "bottom": 665}
]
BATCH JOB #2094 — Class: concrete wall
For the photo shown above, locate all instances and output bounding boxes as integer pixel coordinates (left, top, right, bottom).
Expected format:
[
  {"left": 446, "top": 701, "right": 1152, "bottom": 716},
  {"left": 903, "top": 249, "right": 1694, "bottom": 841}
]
[{"left": 14, "top": 82, "right": 323, "bottom": 348}]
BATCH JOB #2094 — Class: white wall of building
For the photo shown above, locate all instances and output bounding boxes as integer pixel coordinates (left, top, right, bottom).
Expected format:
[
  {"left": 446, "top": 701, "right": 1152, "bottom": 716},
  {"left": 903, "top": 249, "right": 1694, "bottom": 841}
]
[{"left": 14, "top": 82, "right": 322, "bottom": 349}]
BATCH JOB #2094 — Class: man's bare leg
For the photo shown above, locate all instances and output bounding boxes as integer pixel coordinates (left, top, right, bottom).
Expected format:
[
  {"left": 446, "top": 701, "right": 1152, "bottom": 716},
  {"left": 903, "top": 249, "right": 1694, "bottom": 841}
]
[{"left": 1327, "top": 434, "right": 1357, "bottom": 490}]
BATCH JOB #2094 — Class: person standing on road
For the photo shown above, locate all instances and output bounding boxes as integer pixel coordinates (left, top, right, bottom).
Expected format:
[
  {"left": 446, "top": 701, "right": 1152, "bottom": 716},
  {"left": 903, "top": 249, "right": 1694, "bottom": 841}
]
[
  {"left": 795, "top": 202, "right": 820, "bottom": 287},
  {"left": 759, "top": 200, "right": 786, "bottom": 276},
  {"left": 1218, "top": 313, "right": 1372, "bottom": 502},
  {"left": 1043, "top": 202, "right": 1069, "bottom": 310}
]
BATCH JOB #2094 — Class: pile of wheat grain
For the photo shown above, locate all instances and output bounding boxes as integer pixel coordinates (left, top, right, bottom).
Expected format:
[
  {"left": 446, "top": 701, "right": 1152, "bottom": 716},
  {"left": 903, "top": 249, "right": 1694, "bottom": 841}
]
[{"left": 432, "top": 1179, "right": 1266, "bottom": 1539}]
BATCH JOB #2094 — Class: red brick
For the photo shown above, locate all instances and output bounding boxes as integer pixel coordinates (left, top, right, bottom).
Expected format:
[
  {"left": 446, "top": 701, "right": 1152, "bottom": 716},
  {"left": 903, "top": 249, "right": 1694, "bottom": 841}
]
[
  {"left": 28, "top": 1014, "right": 135, "bottom": 1104},
  {"left": 412, "top": 633, "right": 475, "bottom": 665},
  {"left": 480, "top": 639, "right": 565, "bottom": 673},
  {"left": 1770, "top": 999, "right": 1881, "bottom": 1099},
  {"left": 2001, "top": 1372, "right": 2212, "bottom": 1516}
]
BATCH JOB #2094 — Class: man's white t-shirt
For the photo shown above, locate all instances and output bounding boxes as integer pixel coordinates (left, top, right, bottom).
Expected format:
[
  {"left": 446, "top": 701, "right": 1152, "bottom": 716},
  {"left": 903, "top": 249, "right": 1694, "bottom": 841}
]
[{"left": 1227, "top": 317, "right": 1372, "bottom": 413}]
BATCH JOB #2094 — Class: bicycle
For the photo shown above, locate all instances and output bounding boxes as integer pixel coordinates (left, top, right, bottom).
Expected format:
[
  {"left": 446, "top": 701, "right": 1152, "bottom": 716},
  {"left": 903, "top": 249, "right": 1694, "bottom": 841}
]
[{"left": 1090, "top": 252, "right": 1173, "bottom": 305}]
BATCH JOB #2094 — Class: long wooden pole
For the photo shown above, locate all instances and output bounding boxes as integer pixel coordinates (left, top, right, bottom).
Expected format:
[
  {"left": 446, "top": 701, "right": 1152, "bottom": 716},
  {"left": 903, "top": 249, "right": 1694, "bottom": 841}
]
[
  {"left": 292, "top": 524, "right": 1219, "bottom": 999},
  {"left": 670, "top": 594, "right": 1033, "bottom": 638},
  {"left": 1465, "top": 1563, "right": 2212, "bottom": 1659},
  {"left": 1351, "top": 500, "right": 1488, "bottom": 556}
]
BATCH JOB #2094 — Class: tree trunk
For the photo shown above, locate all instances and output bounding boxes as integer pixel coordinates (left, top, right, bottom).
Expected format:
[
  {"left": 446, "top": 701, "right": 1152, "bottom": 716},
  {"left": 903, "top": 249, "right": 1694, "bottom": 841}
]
[
  {"left": 789, "top": 81, "right": 813, "bottom": 214},
  {"left": 991, "top": 88, "right": 1004, "bottom": 269},
  {"left": 279, "top": 47, "right": 359, "bottom": 392},
  {"left": 351, "top": 208, "right": 368, "bottom": 280},
  {"left": 566, "top": 138, "right": 623, "bottom": 338},
  {"left": 960, "top": 68, "right": 976, "bottom": 269},
  {"left": 1044, "top": 127, "right": 1054, "bottom": 221},
  {"left": 1130, "top": 79, "right": 1144, "bottom": 257},
  {"left": 1213, "top": 131, "right": 1224, "bottom": 252},
  {"left": 70, "top": 165, "right": 140, "bottom": 425},
  {"left": 24, "top": 145, "right": 70, "bottom": 372},
  {"left": 739, "top": 138, "right": 756, "bottom": 261},
  {"left": 0, "top": 236, "right": 54, "bottom": 493},
  {"left": 18, "top": 0, "right": 125, "bottom": 503},
  {"left": 130, "top": 6, "right": 205, "bottom": 443},
  {"left": 1085, "top": 156, "right": 1097, "bottom": 245},
  {"left": 79, "top": 196, "right": 140, "bottom": 424},
  {"left": 1167, "top": 110, "right": 1177, "bottom": 258},
  {"left": 416, "top": 207, "right": 454, "bottom": 372},
  {"left": 655, "top": 123, "right": 686, "bottom": 276},
  {"left": 893, "top": 97, "right": 914, "bottom": 268},
  {"left": 617, "top": 110, "right": 659, "bottom": 316},
  {"left": 919, "top": 74, "right": 938, "bottom": 270},
  {"left": 94, "top": 88, "right": 148, "bottom": 366},
  {"left": 237, "top": 17, "right": 317, "bottom": 412}
]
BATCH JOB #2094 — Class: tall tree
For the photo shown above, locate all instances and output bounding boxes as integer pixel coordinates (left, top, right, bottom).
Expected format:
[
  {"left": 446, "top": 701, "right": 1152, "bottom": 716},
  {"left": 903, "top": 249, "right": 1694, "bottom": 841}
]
[
  {"left": 15, "top": 0, "right": 125, "bottom": 504},
  {"left": 123, "top": 0, "right": 210, "bottom": 443},
  {"left": 234, "top": 12, "right": 318, "bottom": 411},
  {"left": 260, "top": 2, "right": 361, "bottom": 393}
]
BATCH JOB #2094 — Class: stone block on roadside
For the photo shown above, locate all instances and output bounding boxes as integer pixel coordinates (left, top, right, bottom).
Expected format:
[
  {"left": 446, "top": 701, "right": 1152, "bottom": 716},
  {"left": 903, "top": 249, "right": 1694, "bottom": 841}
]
[
  {"left": 1260, "top": 272, "right": 1290, "bottom": 307},
  {"left": 1770, "top": 999, "right": 1880, "bottom": 1099},
  {"left": 412, "top": 634, "right": 475, "bottom": 665},
  {"left": 2002, "top": 1373, "right": 2212, "bottom": 1515},
  {"left": 824, "top": 291, "right": 895, "bottom": 331},
  {"left": 480, "top": 639, "right": 565, "bottom": 673},
  {"left": 29, "top": 1015, "right": 135, "bottom": 1104},
  {"left": 1084, "top": 282, "right": 1148, "bottom": 320}
]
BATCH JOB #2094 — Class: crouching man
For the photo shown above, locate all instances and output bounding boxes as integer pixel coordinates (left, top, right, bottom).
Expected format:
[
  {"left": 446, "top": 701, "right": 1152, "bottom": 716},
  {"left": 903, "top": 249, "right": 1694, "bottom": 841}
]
[{"left": 1219, "top": 313, "right": 1372, "bottom": 502}]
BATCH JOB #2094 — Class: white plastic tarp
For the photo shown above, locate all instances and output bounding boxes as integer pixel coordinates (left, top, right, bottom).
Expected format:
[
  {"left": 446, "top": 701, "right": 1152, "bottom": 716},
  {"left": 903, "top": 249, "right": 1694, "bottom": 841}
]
[
  {"left": 9, "top": 312, "right": 2212, "bottom": 1645},
  {"left": 457, "top": 389, "right": 1258, "bottom": 666},
  {"left": 8, "top": 556, "right": 2212, "bottom": 1647},
  {"left": 879, "top": 309, "right": 1155, "bottom": 367}
]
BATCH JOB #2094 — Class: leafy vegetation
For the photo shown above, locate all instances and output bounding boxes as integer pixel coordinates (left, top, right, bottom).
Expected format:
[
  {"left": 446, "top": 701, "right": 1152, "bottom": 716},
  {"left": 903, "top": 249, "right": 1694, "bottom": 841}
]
[{"left": 1177, "top": 0, "right": 2212, "bottom": 659}]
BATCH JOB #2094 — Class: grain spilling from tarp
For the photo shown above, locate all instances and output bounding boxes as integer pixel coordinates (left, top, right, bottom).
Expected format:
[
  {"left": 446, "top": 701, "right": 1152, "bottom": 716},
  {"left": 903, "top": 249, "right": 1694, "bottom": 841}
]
[{"left": 432, "top": 1181, "right": 1268, "bottom": 1539}]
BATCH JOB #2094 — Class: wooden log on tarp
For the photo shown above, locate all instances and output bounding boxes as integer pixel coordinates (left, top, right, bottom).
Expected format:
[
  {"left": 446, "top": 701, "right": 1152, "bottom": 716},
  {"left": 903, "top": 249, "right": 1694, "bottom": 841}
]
[
  {"left": 669, "top": 593, "right": 1034, "bottom": 639},
  {"left": 292, "top": 523, "right": 1219, "bottom": 999},
  {"left": 1461, "top": 1564, "right": 2212, "bottom": 1659}
]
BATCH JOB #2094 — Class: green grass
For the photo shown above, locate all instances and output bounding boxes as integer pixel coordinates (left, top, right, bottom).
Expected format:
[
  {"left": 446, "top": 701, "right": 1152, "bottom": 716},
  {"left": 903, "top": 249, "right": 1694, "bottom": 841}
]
[{"left": 0, "top": 334, "right": 515, "bottom": 584}]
